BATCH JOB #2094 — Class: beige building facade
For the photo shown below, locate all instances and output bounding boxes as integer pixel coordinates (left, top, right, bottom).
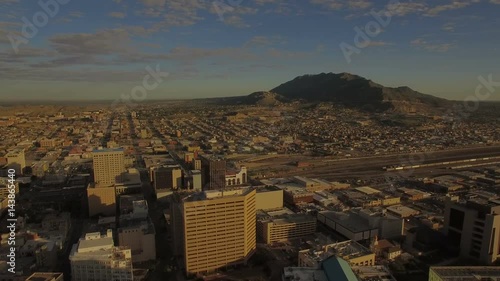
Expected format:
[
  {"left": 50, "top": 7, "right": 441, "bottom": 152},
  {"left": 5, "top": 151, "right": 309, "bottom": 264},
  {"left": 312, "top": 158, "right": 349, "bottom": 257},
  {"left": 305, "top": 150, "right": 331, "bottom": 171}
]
[
  {"left": 173, "top": 188, "right": 257, "bottom": 275},
  {"left": 92, "top": 149, "right": 125, "bottom": 185}
]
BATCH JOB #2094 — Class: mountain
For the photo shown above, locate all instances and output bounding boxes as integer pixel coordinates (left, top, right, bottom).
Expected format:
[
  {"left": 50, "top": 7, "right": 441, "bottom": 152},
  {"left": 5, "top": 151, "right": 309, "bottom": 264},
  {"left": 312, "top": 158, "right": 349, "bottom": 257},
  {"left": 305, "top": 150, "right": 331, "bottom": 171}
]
[
  {"left": 240, "top": 91, "right": 288, "bottom": 106},
  {"left": 268, "top": 72, "right": 449, "bottom": 113}
]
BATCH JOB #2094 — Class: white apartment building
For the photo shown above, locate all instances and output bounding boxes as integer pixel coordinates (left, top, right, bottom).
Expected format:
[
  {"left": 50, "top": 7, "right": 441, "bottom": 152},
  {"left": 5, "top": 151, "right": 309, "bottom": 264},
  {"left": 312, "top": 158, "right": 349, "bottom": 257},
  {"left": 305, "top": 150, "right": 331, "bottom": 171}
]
[{"left": 69, "top": 230, "right": 133, "bottom": 281}]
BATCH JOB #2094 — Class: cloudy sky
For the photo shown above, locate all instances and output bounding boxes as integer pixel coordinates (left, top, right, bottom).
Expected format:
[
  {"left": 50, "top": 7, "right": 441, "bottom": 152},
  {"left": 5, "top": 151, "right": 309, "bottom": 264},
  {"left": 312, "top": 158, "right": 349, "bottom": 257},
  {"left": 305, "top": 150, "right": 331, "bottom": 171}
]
[{"left": 1, "top": 0, "right": 499, "bottom": 101}]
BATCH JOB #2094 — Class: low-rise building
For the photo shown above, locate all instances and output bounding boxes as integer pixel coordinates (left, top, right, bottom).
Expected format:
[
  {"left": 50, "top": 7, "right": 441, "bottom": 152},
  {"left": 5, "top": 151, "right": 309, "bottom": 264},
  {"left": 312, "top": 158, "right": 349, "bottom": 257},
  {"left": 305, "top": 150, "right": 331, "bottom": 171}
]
[
  {"left": 428, "top": 266, "right": 500, "bottom": 281},
  {"left": 257, "top": 208, "right": 316, "bottom": 244},
  {"left": 298, "top": 240, "right": 375, "bottom": 267},
  {"left": 69, "top": 230, "right": 133, "bottom": 281},
  {"left": 317, "top": 208, "right": 403, "bottom": 241},
  {"left": 386, "top": 204, "right": 420, "bottom": 218},
  {"left": 255, "top": 185, "right": 283, "bottom": 210},
  {"left": 118, "top": 198, "right": 156, "bottom": 263}
]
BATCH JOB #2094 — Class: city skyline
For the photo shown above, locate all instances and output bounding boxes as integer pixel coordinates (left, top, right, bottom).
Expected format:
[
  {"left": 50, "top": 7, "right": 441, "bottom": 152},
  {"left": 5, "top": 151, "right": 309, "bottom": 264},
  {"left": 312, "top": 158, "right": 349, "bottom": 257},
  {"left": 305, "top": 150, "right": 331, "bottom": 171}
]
[{"left": 1, "top": 0, "right": 500, "bottom": 101}]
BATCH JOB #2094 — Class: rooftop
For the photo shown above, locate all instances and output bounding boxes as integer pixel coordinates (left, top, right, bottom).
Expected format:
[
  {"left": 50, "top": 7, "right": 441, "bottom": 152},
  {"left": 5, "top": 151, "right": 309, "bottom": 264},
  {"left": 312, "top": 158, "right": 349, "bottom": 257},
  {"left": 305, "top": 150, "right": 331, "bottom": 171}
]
[
  {"left": 92, "top": 148, "right": 124, "bottom": 153},
  {"left": 282, "top": 267, "right": 328, "bottom": 281},
  {"left": 319, "top": 211, "right": 375, "bottom": 233},
  {"left": 25, "top": 272, "right": 64, "bottom": 281},
  {"left": 183, "top": 187, "right": 252, "bottom": 202},
  {"left": 430, "top": 266, "right": 500, "bottom": 280},
  {"left": 355, "top": 186, "right": 381, "bottom": 195},
  {"left": 322, "top": 256, "right": 358, "bottom": 281},
  {"left": 352, "top": 266, "right": 397, "bottom": 281}
]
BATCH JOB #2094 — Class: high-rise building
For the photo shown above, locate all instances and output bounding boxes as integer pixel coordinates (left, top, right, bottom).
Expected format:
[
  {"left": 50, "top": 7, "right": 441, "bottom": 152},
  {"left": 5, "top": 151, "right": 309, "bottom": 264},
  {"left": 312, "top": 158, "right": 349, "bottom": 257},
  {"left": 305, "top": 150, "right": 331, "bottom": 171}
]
[
  {"left": 69, "top": 230, "right": 133, "bottom": 281},
  {"left": 444, "top": 197, "right": 500, "bottom": 264},
  {"left": 87, "top": 184, "right": 116, "bottom": 217},
  {"left": 171, "top": 188, "right": 256, "bottom": 275},
  {"left": 92, "top": 148, "right": 125, "bottom": 186},
  {"left": 6, "top": 148, "right": 26, "bottom": 175},
  {"left": 152, "top": 166, "right": 182, "bottom": 190},
  {"left": 118, "top": 198, "right": 156, "bottom": 263},
  {"left": 200, "top": 155, "right": 226, "bottom": 190},
  {"left": 192, "top": 158, "right": 202, "bottom": 170}
]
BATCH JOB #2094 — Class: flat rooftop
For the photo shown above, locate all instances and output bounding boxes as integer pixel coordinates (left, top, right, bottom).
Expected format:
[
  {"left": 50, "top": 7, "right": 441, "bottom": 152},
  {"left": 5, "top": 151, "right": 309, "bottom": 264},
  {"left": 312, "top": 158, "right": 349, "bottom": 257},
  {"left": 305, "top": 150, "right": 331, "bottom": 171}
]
[
  {"left": 430, "top": 266, "right": 500, "bottom": 280},
  {"left": 355, "top": 186, "right": 381, "bottom": 195},
  {"left": 256, "top": 185, "right": 282, "bottom": 192},
  {"left": 25, "top": 272, "right": 64, "bottom": 281},
  {"left": 183, "top": 187, "right": 252, "bottom": 202},
  {"left": 282, "top": 267, "right": 328, "bottom": 281},
  {"left": 328, "top": 240, "right": 373, "bottom": 260},
  {"left": 92, "top": 148, "right": 124, "bottom": 153},
  {"left": 319, "top": 211, "right": 375, "bottom": 233},
  {"left": 351, "top": 266, "right": 397, "bottom": 281}
]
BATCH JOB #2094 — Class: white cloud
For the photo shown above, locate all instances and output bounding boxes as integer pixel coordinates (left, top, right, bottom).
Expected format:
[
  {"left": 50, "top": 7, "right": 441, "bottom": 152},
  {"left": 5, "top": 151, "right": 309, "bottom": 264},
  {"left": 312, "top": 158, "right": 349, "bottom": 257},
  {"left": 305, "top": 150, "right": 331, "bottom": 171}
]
[
  {"left": 411, "top": 38, "right": 454, "bottom": 52},
  {"left": 109, "top": 11, "right": 127, "bottom": 18}
]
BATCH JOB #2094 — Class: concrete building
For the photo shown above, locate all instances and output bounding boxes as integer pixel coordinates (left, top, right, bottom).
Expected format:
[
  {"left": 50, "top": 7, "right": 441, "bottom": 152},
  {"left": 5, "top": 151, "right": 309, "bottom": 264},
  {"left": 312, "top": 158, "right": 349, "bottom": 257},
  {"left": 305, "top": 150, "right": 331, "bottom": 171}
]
[
  {"left": 444, "top": 197, "right": 500, "bottom": 264},
  {"left": 171, "top": 188, "right": 256, "bottom": 275},
  {"left": 92, "top": 148, "right": 125, "bottom": 185},
  {"left": 225, "top": 166, "right": 247, "bottom": 186},
  {"left": 152, "top": 166, "right": 183, "bottom": 190},
  {"left": 292, "top": 176, "right": 343, "bottom": 192},
  {"left": 298, "top": 240, "right": 375, "bottom": 267},
  {"left": 386, "top": 205, "right": 420, "bottom": 218},
  {"left": 283, "top": 256, "right": 358, "bottom": 281},
  {"left": 6, "top": 148, "right": 26, "bottom": 175},
  {"left": 190, "top": 170, "right": 202, "bottom": 190},
  {"left": 200, "top": 155, "right": 226, "bottom": 190},
  {"left": 118, "top": 199, "right": 156, "bottom": 263},
  {"left": 257, "top": 208, "right": 316, "bottom": 244},
  {"left": 317, "top": 208, "right": 403, "bottom": 241},
  {"left": 351, "top": 266, "right": 397, "bottom": 281},
  {"left": 255, "top": 186, "right": 283, "bottom": 211},
  {"left": 32, "top": 161, "right": 49, "bottom": 177},
  {"left": 87, "top": 169, "right": 143, "bottom": 217},
  {"left": 87, "top": 184, "right": 116, "bottom": 217},
  {"left": 69, "top": 230, "right": 133, "bottom": 281},
  {"left": 428, "top": 266, "right": 500, "bottom": 281},
  {"left": 40, "top": 138, "right": 57, "bottom": 148},
  {"left": 192, "top": 158, "right": 201, "bottom": 170}
]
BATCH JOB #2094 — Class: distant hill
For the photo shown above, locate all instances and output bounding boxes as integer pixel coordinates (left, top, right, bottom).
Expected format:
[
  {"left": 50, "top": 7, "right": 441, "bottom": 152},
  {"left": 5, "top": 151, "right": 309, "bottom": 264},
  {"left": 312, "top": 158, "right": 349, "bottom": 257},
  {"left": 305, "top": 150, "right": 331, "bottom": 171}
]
[
  {"left": 270, "top": 72, "right": 449, "bottom": 113},
  {"left": 229, "top": 72, "right": 450, "bottom": 113},
  {"left": 239, "top": 91, "right": 288, "bottom": 106}
]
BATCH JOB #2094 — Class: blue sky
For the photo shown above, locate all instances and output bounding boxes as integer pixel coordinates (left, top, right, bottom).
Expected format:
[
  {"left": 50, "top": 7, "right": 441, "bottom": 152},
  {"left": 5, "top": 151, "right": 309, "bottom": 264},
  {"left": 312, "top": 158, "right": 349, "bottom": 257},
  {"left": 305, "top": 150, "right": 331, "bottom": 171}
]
[{"left": 1, "top": 0, "right": 499, "bottom": 101}]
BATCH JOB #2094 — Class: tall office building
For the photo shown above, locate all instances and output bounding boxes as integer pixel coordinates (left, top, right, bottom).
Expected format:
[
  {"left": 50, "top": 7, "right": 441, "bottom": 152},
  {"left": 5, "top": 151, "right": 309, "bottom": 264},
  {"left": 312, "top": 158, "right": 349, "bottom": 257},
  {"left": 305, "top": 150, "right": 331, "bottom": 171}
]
[
  {"left": 444, "top": 197, "right": 500, "bottom": 264},
  {"left": 152, "top": 166, "right": 183, "bottom": 190},
  {"left": 87, "top": 184, "right": 116, "bottom": 217},
  {"left": 200, "top": 155, "right": 226, "bottom": 190},
  {"left": 171, "top": 188, "right": 256, "bottom": 275},
  {"left": 92, "top": 148, "right": 125, "bottom": 185},
  {"left": 5, "top": 148, "right": 26, "bottom": 175},
  {"left": 69, "top": 230, "right": 133, "bottom": 281}
]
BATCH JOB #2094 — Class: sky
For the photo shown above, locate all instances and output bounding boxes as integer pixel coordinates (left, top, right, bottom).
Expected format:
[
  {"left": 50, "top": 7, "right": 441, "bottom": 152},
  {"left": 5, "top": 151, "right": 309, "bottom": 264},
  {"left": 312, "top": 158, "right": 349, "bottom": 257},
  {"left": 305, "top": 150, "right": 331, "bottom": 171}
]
[{"left": 0, "top": 0, "right": 499, "bottom": 101}]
